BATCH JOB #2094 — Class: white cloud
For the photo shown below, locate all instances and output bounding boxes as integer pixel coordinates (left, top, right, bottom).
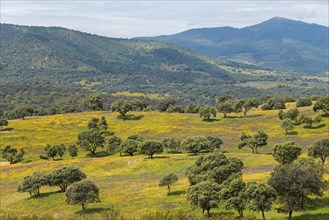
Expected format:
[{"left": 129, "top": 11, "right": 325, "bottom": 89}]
[{"left": 1, "top": 0, "right": 328, "bottom": 38}]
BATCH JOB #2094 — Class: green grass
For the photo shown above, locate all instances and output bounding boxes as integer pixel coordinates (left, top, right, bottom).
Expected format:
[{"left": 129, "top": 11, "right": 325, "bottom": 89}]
[{"left": 0, "top": 104, "right": 328, "bottom": 219}]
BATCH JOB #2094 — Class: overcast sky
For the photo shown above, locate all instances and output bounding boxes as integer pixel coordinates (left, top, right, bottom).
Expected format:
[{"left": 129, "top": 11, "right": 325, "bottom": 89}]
[{"left": 1, "top": 0, "right": 328, "bottom": 38}]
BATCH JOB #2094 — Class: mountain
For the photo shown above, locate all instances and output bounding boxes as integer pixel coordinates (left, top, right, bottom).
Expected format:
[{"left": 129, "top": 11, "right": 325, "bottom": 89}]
[
  {"left": 0, "top": 24, "right": 327, "bottom": 112},
  {"left": 138, "top": 17, "right": 329, "bottom": 74}
]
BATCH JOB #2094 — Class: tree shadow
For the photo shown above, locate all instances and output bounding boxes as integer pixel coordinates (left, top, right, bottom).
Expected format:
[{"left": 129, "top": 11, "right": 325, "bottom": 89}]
[
  {"left": 117, "top": 115, "right": 144, "bottom": 121},
  {"left": 320, "top": 113, "right": 329, "bottom": 118},
  {"left": 168, "top": 190, "right": 185, "bottom": 196},
  {"left": 86, "top": 151, "right": 110, "bottom": 158},
  {"left": 292, "top": 213, "right": 329, "bottom": 220},
  {"left": 75, "top": 207, "right": 113, "bottom": 214},
  {"left": 285, "top": 131, "right": 299, "bottom": 135},
  {"left": 101, "top": 131, "right": 115, "bottom": 136},
  {"left": 202, "top": 119, "right": 220, "bottom": 122},
  {"left": 0, "top": 127, "right": 14, "bottom": 132},
  {"left": 144, "top": 156, "right": 169, "bottom": 159},
  {"left": 167, "top": 151, "right": 182, "bottom": 154},
  {"left": 226, "top": 114, "right": 263, "bottom": 119},
  {"left": 303, "top": 124, "right": 326, "bottom": 129},
  {"left": 26, "top": 191, "right": 62, "bottom": 199}
]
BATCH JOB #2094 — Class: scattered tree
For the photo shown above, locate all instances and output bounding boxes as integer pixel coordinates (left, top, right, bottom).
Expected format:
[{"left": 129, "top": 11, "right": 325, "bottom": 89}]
[
  {"left": 81, "top": 94, "right": 103, "bottom": 111},
  {"left": 99, "top": 116, "right": 108, "bottom": 131},
  {"left": 187, "top": 180, "right": 221, "bottom": 216},
  {"left": 159, "top": 173, "right": 178, "bottom": 195},
  {"left": 118, "top": 139, "right": 139, "bottom": 156},
  {"left": 56, "top": 144, "right": 66, "bottom": 159},
  {"left": 48, "top": 166, "right": 86, "bottom": 192},
  {"left": 127, "top": 134, "right": 145, "bottom": 142},
  {"left": 302, "top": 115, "right": 322, "bottom": 128},
  {"left": 76, "top": 129, "right": 105, "bottom": 157},
  {"left": 139, "top": 141, "right": 163, "bottom": 159},
  {"left": 268, "top": 158, "right": 325, "bottom": 219},
  {"left": 206, "top": 136, "right": 223, "bottom": 151},
  {"left": 237, "top": 131, "right": 268, "bottom": 154},
  {"left": 162, "top": 138, "right": 180, "bottom": 153},
  {"left": 107, "top": 135, "right": 122, "bottom": 153},
  {"left": 281, "top": 120, "right": 295, "bottom": 134},
  {"left": 44, "top": 144, "right": 58, "bottom": 160},
  {"left": 313, "top": 94, "right": 329, "bottom": 114},
  {"left": 245, "top": 182, "right": 276, "bottom": 220},
  {"left": 18, "top": 172, "right": 48, "bottom": 197},
  {"left": 308, "top": 138, "right": 329, "bottom": 166},
  {"left": 87, "top": 117, "right": 99, "bottom": 130},
  {"left": 65, "top": 180, "right": 101, "bottom": 212},
  {"left": 185, "top": 149, "right": 243, "bottom": 186},
  {"left": 67, "top": 144, "right": 78, "bottom": 158},
  {"left": 111, "top": 100, "right": 133, "bottom": 119},
  {"left": 296, "top": 97, "right": 312, "bottom": 107},
  {"left": 198, "top": 106, "right": 216, "bottom": 121},
  {"left": 0, "top": 118, "right": 8, "bottom": 130},
  {"left": 182, "top": 136, "right": 211, "bottom": 155},
  {"left": 1, "top": 145, "right": 25, "bottom": 164},
  {"left": 272, "top": 142, "right": 301, "bottom": 165},
  {"left": 240, "top": 98, "right": 259, "bottom": 116}
]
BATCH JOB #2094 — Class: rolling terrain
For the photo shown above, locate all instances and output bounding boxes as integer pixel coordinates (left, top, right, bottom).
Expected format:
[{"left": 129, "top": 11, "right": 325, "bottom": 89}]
[
  {"left": 1, "top": 103, "right": 328, "bottom": 219},
  {"left": 139, "top": 17, "right": 329, "bottom": 74}
]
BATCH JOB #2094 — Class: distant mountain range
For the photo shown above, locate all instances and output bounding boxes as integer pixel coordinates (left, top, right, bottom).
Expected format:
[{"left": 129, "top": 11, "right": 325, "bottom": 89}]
[{"left": 138, "top": 17, "right": 329, "bottom": 74}]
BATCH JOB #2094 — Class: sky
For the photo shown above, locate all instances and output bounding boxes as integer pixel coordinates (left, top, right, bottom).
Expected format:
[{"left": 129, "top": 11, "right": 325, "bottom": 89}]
[{"left": 1, "top": 0, "right": 328, "bottom": 38}]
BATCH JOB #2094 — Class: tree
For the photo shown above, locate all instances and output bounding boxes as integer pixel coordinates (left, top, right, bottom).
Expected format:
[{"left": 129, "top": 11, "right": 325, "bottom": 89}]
[
  {"left": 268, "top": 158, "right": 325, "bottom": 219},
  {"left": 272, "top": 142, "right": 301, "bottom": 165},
  {"left": 44, "top": 144, "right": 58, "bottom": 160},
  {"left": 159, "top": 173, "right": 178, "bottom": 195},
  {"left": 198, "top": 106, "right": 216, "bottom": 121},
  {"left": 127, "top": 134, "right": 145, "bottom": 142},
  {"left": 162, "top": 138, "right": 180, "bottom": 153},
  {"left": 13, "top": 105, "right": 34, "bottom": 120},
  {"left": 296, "top": 97, "right": 312, "bottom": 107},
  {"left": 313, "top": 94, "right": 329, "bottom": 114},
  {"left": 76, "top": 129, "right": 105, "bottom": 157},
  {"left": 308, "top": 138, "right": 329, "bottom": 166},
  {"left": 118, "top": 139, "right": 139, "bottom": 156},
  {"left": 48, "top": 166, "right": 86, "bottom": 192},
  {"left": 302, "top": 115, "right": 322, "bottom": 128},
  {"left": 216, "top": 100, "right": 236, "bottom": 118},
  {"left": 185, "top": 149, "right": 243, "bottom": 186},
  {"left": 99, "top": 116, "right": 108, "bottom": 131},
  {"left": 217, "top": 94, "right": 234, "bottom": 103},
  {"left": 0, "top": 118, "right": 8, "bottom": 130},
  {"left": 56, "top": 144, "right": 66, "bottom": 159},
  {"left": 111, "top": 100, "right": 133, "bottom": 119},
  {"left": 156, "top": 97, "right": 176, "bottom": 112},
  {"left": 65, "top": 180, "right": 100, "bottom": 212},
  {"left": 87, "top": 117, "right": 99, "bottom": 130},
  {"left": 67, "top": 144, "right": 78, "bottom": 158},
  {"left": 131, "top": 99, "right": 149, "bottom": 111},
  {"left": 107, "top": 135, "right": 121, "bottom": 153},
  {"left": 206, "top": 136, "right": 223, "bottom": 151},
  {"left": 240, "top": 98, "right": 259, "bottom": 116},
  {"left": 184, "top": 103, "right": 200, "bottom": 113},
  {"left": 18, "top": 172, "right": 48, "bottom": 197},
  {"left": 187, "top": 180, "right": 221, "bottom": 216},
  {"left": 219, "top": 175, "right": 246, "bottom": 218},
  {"left": 81, "top": 94, "right": 103, "bottom": 111},
  {"left": 278, "top": 108, "right": 299, "bottom": 121},
  {"left": 181, "top": 136, "right": 211, "bottom": 155},
  {"left": 237, "top": 131, "right": 268, "bottom": 154},
  {"left": 281, "top": 120, "right": 295, "bottom": 134},
  {"left": 1, "top": 146, "right": 25, "bottom": 164},
  {"left": 245, "top": 182, "right": 276, "bottom": 220},
  {"left": 139, "top": 141, "right": 163, "bottom": 159}
]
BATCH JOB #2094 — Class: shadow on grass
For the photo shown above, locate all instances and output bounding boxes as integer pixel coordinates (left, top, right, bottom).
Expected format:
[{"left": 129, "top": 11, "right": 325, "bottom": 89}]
[
  {"left": 144, "top": 156, "right": 169, "bottom": 159},
  {"left": 169, "top": 190, "right": 185, "bottom": 196},
  {"left": 101, "top": 131, "right": 115, "bottom": 136},
  {"left": 75, "top": 207, "right": 113, "bottom": 215},
  {"left": 303, "top": 124, "right": 326, "bottom": 129},
  {"left": 86, "top": 151, "right": 110, "bottom": 158},
  {"left": 321, "top": 113, "right": 329, "bottom": 118},
  {"left": 202, "top": 119, "right": 220, "bottom": 122},
  {"left": 292, "top": 213, "right": 329, "bottom": 220},
  {"left": 285, "top": 131, "right": 299, "bottom": 135},
  {"left": 27, "top": 191, "right": 62, "bottom": 199},
  {"left": 117, "top": 115, "right": 144, "bottom": 121},
  {"left": 0, "top": 127, "right": 14, "bottom": 132},
  {"left": 226, "top": 114, "right": 263, "bottom": 119},
  {"left": 167, "top": 151, "right": 182, "bottom": 154}
]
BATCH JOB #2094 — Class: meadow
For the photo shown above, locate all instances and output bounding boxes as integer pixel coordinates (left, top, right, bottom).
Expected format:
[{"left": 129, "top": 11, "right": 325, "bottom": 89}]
[{"left": 0, "top": 103, "right": 328, "bottom": 219}]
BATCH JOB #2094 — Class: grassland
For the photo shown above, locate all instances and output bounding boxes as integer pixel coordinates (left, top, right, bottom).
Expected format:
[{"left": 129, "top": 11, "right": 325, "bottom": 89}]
[{"left": 0, "top": 104, "right": 328, "bottom": 219}]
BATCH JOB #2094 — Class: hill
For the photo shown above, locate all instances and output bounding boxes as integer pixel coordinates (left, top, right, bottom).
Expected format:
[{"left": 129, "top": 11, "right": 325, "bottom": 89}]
[
  {"left": 1, "top": 23, "right": 328, "bottom": 113},
  {"left": 0, "top": 104, "right": 328, "bottom": 219},
  {"left": 138, "top": 17, "right": 329, "bottom": 74}
]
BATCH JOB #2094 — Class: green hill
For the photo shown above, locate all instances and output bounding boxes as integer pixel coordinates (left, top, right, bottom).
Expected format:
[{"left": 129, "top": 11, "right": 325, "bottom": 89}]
[{"left": 139, "top": 17, "right": 329, "bottom": 74}]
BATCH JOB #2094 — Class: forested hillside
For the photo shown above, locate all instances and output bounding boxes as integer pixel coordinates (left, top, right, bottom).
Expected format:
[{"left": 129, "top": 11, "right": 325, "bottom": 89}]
[
  {"left": 139, "top": 17, "right": 329, "bottom": 74},
  {"left": 0, "top": 24, "right": 327, "bottom": 113}
]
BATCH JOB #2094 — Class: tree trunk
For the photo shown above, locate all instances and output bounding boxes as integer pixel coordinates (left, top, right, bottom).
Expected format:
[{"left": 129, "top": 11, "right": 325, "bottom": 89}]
[
  {"left": 150, "top": 154, "right": 153, "bottom": 159},
  {"left": 255, "top": 148, "right": 258, "bottom": 154},
  {"left": 202, "top": 209, "right": 205, "bottom": 216},
  {"left": 167, "top": 185, "right": 170, "bottom": 195},
  {"left": 321, "top": 157, "right": 325, "bottom": 166},
  {"left": 288, "top": 210, "right": 293, "bottom": 220},
  {"left": 244, "top": 110, "right": 247, "bottom": 116},
  {"left": 261, "top": 210, "right": 265, "bottom": 220},
  {"left": 207, "top": 208, "right": 210, "bottom": 217},
  {"left": 82, "top": 203, "right": 86, "bottom": 212},
  {"left": 251, "top": 147, "right": 255, "bottom": 154},
  {"left": 239, "top": 209, "right": 243, "bottom": 218},
  {"left": 91, "top": 151, "right": 96, "bottom": 157},
  {"left": 223, "top": 113, "right": 227, "bottom": 118}
]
